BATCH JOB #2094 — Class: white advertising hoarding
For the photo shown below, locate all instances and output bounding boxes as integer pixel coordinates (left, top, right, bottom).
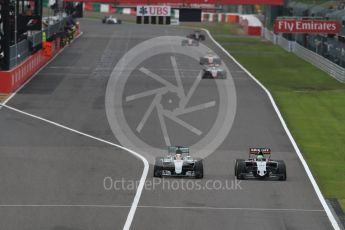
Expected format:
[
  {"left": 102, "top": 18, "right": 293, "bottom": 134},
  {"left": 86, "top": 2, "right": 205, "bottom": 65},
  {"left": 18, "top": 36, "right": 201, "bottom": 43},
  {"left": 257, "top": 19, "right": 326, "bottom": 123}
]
[{"left": 137, "top": 5, "right": 171, "bottom": 16}]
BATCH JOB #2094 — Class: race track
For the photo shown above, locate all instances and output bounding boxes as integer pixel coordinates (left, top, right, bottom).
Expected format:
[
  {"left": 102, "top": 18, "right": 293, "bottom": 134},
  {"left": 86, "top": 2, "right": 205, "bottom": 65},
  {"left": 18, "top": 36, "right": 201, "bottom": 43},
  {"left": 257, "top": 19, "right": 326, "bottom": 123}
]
[{"left": 0, "top": 19, "right": 334, "bottom": 230}]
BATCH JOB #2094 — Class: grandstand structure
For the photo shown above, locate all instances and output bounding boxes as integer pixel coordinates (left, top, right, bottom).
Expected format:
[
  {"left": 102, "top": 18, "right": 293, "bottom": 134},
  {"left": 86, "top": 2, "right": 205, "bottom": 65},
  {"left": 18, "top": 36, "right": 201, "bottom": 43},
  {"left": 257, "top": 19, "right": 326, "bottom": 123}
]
[
  {"left": 0, "top": 0, "right": 80, "bottom": 93},
  {"left": 284, "top": 1, "right": 345, "bottom": 67}
]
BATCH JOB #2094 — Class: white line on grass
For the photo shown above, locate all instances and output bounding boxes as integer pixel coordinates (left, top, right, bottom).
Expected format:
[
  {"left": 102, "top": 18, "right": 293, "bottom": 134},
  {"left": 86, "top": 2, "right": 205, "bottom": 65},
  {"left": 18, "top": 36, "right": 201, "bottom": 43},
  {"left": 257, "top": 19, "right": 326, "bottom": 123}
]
[
  {"left": 202, "top": 29, "right": 340, "bottom": 230},
  {"left": 0, "top": 103, "right": 149, "bottom": 230}
]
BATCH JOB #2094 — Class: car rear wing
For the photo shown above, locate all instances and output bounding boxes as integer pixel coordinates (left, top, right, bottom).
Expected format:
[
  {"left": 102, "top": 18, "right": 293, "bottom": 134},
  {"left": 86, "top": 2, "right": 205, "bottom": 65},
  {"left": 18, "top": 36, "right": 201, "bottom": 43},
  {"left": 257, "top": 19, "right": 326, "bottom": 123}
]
[
  {"left": 168, "top": 146, "right": 189, "bottom": 154},
  {"left": 249, "top": 148, "right": 271, "bottom": 155}
]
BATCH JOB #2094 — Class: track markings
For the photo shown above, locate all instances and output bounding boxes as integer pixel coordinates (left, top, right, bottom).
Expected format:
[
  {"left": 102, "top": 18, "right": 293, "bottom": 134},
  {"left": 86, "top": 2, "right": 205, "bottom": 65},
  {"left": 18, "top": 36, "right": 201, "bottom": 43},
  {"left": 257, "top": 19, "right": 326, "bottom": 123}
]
[
  {"left": 0, "top": 204, "right": 324, "bottom": 213},
  {"left": 137, "top": 206, "right": 325, "bottom": 212},
  {"left": 0, "top": 29, "right": 147, "bottom": 230},
  {"left": 0, "top": 103, "right": 149, "bottom": 230},
  {"left": 0, "top": 32, "right": 84, "bottom": 111},
  {"left": 202, "top": 29, "right": 341, "bottom": 230}
]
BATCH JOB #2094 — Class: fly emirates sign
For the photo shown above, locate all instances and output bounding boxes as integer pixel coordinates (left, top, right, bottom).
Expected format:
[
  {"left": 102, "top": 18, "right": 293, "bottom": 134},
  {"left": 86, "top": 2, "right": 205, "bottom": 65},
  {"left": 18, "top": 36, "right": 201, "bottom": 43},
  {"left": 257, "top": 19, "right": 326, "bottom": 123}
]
[{"left": 275, "top": 19, "right": 340, "bottom": 34}]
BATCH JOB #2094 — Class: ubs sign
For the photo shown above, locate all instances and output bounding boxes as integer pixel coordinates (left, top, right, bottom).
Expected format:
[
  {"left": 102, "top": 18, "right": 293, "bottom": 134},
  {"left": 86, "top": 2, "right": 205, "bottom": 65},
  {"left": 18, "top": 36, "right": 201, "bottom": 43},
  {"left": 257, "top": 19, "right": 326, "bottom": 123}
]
[{"left": 136, "top": 5, "right": 171, "bottom": 17}]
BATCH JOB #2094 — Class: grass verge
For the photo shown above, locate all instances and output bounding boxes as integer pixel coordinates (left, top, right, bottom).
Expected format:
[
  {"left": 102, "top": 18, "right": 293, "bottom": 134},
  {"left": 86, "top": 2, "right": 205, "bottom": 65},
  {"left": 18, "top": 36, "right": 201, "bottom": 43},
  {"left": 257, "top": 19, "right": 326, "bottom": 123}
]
[
  {"left": 196, "top": 24, "right": 345, "bottom": 211},
  {"left": 0, "top": 94, "right": 9, "bottom": 103}
]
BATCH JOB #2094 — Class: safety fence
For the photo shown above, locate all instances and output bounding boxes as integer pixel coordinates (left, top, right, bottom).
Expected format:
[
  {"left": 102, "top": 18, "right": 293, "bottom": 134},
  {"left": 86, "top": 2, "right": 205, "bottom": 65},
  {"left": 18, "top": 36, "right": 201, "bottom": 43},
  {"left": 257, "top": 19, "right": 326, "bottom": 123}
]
[
  {"left": 9, "top": 40, "right": 30, "bottom": 69},
  {"left": 262, "top": 28, "right": 345, "bottom": 83},
  {"left": 8, "top": 17, "right": 71, "bottom": 70},
  {"left": 294, "top": 43, "right": 345, "bottom": 82}
]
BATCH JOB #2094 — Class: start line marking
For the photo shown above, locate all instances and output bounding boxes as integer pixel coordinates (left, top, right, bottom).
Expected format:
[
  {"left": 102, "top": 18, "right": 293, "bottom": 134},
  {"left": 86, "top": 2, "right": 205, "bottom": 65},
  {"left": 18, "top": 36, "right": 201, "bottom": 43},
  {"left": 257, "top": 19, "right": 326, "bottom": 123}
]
[{"left": 0, "top": 204, "right": 324, "bottom": 213}]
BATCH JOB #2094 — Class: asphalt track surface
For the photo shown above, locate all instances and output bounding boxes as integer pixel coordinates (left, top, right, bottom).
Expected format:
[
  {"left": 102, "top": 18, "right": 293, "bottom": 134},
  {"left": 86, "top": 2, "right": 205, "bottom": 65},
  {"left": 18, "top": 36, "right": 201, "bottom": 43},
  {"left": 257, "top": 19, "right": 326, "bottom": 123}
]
[{"left": 0, "top": 19, "right": 334, "bottom": 230}]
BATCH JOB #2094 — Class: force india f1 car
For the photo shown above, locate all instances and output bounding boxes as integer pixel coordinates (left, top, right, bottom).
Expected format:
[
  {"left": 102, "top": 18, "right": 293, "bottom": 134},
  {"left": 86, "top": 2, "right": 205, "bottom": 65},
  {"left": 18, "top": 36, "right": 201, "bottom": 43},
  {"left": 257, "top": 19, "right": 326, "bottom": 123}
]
[
  {"left": 181, "top": 38, "right": 199, "bottom": 46},
  {"left": 102, "top": 16, "right": 122, "bottom": 24},
  {"left": 187, "top": 30, "right": 206, "bottom": 41},
  {"left": 202, "top": 64, "right": 226, "bottom": 79},
  {"left": 235, "top": 148, "right": 287, "bottom": 181},
  {"left": 153, "top": 146, "right": 204, "bottom": 178},
  {"left": 200, "top": 52, "right": 221, "bottom": 65}
]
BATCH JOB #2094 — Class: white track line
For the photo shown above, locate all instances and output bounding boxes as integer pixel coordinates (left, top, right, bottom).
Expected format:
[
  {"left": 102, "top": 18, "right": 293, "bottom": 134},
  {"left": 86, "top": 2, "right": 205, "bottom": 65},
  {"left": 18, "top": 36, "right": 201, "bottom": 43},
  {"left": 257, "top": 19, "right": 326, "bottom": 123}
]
[
  {"left": 0, "top": 204, "right": 324, "bottom": 213},
  {"left": 138, "top": 206, "right": 325, "bottom": 212},
  {"left": 0, "top": 205, "right": 131, "bottom": 208},
  {"left": 202, "top": 29, "right": 340, "bottom": 230},
  {"left": 0, "top": 33, "right": 149, "bottom": 230},
  {"left": 0, "top": 101, "right": 149, "bottom": 230},
  {"left": 0, "top": 31, "right": 149, "bottom": 230}
]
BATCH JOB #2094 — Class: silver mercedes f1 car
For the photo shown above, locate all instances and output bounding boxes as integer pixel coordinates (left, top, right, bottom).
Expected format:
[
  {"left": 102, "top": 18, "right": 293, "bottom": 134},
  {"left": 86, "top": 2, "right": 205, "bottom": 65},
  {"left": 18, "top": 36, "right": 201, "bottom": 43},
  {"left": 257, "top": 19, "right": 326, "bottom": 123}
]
[
  {"left": 153, "top": 146, "right": 204, "bottom": 178},
  {"left": 235, "top": 148, "right": 287, "bottom": 181}
]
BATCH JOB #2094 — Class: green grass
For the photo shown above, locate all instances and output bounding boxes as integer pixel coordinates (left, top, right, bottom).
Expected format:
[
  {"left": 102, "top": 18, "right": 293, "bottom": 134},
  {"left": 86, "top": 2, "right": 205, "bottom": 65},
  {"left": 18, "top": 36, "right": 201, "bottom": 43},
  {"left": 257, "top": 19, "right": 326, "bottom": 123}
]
[
  {"left": 201, "top": 26, "right": 345, "bottom": 211},
  {"left": 340, "top": 199, "right": 345, "bottom": 211}
]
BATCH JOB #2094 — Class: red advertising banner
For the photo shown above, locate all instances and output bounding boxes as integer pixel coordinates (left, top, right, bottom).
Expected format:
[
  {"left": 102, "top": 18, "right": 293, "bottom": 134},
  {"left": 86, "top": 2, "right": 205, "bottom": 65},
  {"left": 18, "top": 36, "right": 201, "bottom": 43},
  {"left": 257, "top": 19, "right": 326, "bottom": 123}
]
[
  {"left": 64, "top": 0, "right": 283, "bottom": 6},
  {"left": 275, "top": 19, "right": 340, "bottom": 34}
]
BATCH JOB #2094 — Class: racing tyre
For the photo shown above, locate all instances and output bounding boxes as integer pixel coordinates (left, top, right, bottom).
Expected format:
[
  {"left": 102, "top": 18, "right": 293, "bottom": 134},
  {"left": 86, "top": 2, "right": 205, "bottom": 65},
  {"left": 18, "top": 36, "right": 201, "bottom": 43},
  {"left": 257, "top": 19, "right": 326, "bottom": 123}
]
[
  {"left": 200, "top": 35, "right": 206, "bottom": 41},
  {"left": 153, "top": 157, "right": 163, "bottom": 177},
  {"left": 234, "top": 159, "right": 245, "bottom": 176},
  {"left": 118, "top": 20, "right": 122, "bottom": 24},
  {"left": 277, "top": 160, "right": 287, "bottom": 181},
  {"left": 202, "top": 72, "right": 210, "bottom": 79},
  {"left": 195, "top": 160, "right": 204, "bottom": 179},
  {"left": 236, "top": 160, "right": 246, "bottom": 180}
]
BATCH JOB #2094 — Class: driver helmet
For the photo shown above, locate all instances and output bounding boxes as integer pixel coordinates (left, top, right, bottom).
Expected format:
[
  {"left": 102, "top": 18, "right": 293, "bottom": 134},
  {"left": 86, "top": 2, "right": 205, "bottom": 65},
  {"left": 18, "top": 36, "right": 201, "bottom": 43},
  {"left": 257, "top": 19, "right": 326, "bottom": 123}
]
[
  {"left": 256, "top": 153, "right": 264, "bottom": 161},
  {"left": 176, "top": 149, "right": 183, "bottom": 160}
]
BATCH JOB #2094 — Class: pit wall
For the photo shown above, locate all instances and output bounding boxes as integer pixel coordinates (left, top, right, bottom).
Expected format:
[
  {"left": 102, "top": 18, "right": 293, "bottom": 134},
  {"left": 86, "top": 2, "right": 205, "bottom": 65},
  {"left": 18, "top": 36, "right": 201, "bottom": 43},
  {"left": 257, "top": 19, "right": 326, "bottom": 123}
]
[{"left": 0, "top": 27, "right": 81, "bottom": 94}]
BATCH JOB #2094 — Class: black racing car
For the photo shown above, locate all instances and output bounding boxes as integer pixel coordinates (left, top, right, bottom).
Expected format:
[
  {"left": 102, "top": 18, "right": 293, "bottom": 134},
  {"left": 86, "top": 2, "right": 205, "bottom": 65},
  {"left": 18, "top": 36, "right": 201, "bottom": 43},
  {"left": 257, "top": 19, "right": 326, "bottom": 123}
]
[
  {"left": 235, "top": 148, "right": 287, "bottom": 180},
  {"left": 187, "top": 30, "right": 206, "bottom": 41}
]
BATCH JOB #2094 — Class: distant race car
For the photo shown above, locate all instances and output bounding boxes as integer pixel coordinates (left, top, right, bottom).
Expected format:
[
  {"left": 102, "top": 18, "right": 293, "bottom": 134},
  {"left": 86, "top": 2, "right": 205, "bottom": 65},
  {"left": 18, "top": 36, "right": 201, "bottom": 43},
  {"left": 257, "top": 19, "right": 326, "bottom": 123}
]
[
  {"left": 187, "top": 30, "right": 206, "bottom": 41},
  {"left": 202, "top": 64, "right": 226, "bottom": 79},
  {"left": 181, "top": 38, "right": 199, "bottom": 46},
  {"left": 234, "top": 148, "right": 287, "bottom": 180},
  {"left": 200, "top": 52, "right": 221, "bottom": 65},
  {"left": 102, "top": 16, "right": 122, "bottom": 24},
  {"left": 153, "top": 146, "right": 204, "bottom": 178}
]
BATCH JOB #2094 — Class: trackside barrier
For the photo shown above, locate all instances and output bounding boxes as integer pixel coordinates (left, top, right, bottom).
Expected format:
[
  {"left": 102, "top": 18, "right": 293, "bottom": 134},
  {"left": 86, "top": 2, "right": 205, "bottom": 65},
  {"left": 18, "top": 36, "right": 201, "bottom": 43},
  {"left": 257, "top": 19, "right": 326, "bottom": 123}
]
[
  {"left": 201, "top": 13, "right": 239, "bottom": 23},
  {"left": 0, "top": 51, "right": 50, "bottom": 93},
  {"left": 0, "top": 28, "right": 83, "bottom": 94},
  {"left": 262, "top": 28, "right": 345, "bottom": 82},
  {"left": 239, "top": 15, "right": 262, "bottom": 36},
  {"left": 263, "top": 28, "right": 276, "bottom": 44},
  {"left": 293, "top": 43, "right": 345, "bottom": 82},
  {"left": 277, "top": 35, "right": 294, "bottom": 52}
]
